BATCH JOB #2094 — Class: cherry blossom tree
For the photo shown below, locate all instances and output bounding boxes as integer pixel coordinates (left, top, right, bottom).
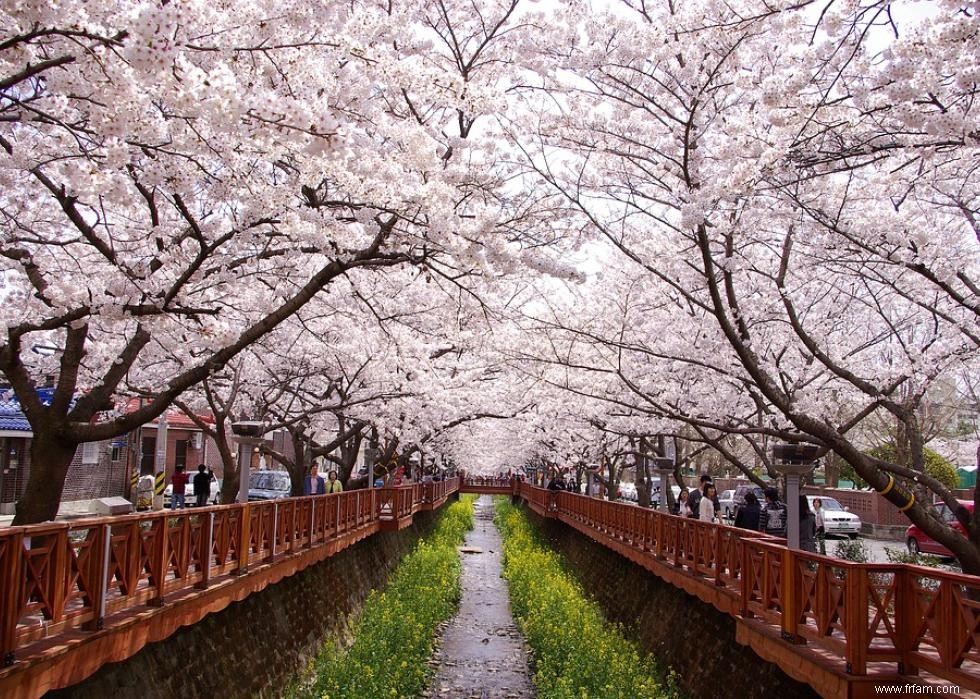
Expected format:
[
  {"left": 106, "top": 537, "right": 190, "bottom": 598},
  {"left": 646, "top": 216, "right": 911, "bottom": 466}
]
[
  {"left": 0, "top": 0, "right": 571, "bottom": 523},
  {"left": 512, "top": 0, "right": 980, "bottom": 570}
]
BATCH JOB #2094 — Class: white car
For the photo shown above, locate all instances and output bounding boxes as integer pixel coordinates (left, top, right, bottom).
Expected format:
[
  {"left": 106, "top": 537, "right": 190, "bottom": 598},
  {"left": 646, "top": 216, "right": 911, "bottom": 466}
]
[
  {"left": 618, "top": 482, "right": 638, "bottom": 502},
  {"left": 718, "top": 489, "right": 736, "bottom": 519},
  {"left": 807, "top": 495, "right": 861, "bottom": 538}
]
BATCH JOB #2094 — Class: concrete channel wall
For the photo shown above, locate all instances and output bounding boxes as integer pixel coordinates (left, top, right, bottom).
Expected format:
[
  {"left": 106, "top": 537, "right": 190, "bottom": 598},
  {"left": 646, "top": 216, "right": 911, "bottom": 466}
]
[{"left": 528, "top": 510, "right": 820, "bottom": 699}]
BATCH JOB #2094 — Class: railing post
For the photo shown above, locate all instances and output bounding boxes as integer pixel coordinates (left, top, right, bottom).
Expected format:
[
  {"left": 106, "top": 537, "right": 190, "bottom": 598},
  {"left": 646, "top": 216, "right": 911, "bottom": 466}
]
[
  {"left": 356, "top": 491, "right": 361, "bottom": 526},
  {"left": 844, "top": 566, "right": 869, "bottom": 674},
  {"left": 739, "top": 539, "right": 752, "bottom": 617},
  {"left": 308, "top": 499, "right": 316, "bottom": 549},
  {"left": 47, "top": 527, "right": 69, "bottom": 621},
  {"left": 714, "top": 526, "right": 725, "bottom": 586},
  {"left": 270, "top": 502, "right": 278, "bottom": 560},
  {"left": 2, "top": 530, "right": 24, "bottom": 666},
  {"left": 780, "top": 549, "right": 799, "bottom": 642},
  {"left": 150, "top": 517, "right": 168, "bottom": 606},
  {"left": 236, "top": 504, "right": 251, "bottom": 575},
  {"left": 86, "top": 523, "right": 112, "bottom": 630},
  {"left": 893, "top": 567, "right": 917, "bottom": 676},
  {"left": 196, "top": 512, "right": 214, "bottom": 590}
]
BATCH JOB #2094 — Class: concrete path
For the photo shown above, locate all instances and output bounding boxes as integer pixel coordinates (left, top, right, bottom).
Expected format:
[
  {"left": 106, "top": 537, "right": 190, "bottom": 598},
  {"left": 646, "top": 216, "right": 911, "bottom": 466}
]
[{"left": 424, "top": 496, "right": 535, "bottom": 699}]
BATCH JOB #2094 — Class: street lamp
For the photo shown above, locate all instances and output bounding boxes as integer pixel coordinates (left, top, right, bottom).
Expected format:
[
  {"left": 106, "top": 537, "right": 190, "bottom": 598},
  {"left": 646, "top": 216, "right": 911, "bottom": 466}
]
[
  {"left": 772, "top": 442, "right": 820, "bottom": 549},
  {"left": 650, "top": 457, "right": 674, "bottom": 513},
  {"left": 231, "top": 420, "right": 265, "bottom": 503}
]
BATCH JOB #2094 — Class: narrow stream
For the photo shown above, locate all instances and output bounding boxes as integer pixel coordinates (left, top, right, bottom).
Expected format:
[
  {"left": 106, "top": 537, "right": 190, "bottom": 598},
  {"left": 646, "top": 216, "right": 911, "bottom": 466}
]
[{"left": 424, "top": 496, "right": 535, "bottom": 698}]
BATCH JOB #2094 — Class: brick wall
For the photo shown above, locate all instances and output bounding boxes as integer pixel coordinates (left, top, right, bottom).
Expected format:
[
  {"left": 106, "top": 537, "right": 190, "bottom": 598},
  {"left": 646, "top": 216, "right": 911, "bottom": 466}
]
[
  {"left": 48, "top": 513, "right": 436, "bottom": 699},
  {"left": 529, "top": 512, "right": 820, "bottom": 699}
]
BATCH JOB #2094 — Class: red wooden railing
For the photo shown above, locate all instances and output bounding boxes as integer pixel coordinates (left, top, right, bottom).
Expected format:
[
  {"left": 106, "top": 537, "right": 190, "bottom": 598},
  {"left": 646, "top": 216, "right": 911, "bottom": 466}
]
[
  {"left": 522, "top": 485, "right": 980, "bottom": 694},
  {"left": 0, "top": 478, "right": 459, "bottom": 668}
]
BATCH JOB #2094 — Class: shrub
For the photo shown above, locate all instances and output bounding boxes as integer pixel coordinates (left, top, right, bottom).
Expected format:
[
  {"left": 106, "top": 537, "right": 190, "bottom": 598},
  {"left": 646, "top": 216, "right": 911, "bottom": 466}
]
[
  {"left": 291, "top": 495, "right": 476, "bottom": 699},
  {"left": 494, "top": 498, "right": 678, "bottom": 699},
  {"left": 834, "top": 538, "right": 869, "bottom": 563},
  {"left": 883, "top": 546, "right": 945, "bottom": 568}
]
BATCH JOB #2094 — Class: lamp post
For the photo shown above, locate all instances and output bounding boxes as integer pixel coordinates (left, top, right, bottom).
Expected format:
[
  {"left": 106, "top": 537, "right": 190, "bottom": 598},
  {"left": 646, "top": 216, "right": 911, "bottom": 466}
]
[
  {"left": 651, "top": 457, "right": 674, "bottom": 513},
  {"left": 231, "top": 421, "right": 265, "bottom": 503},
  {"left": 772, "top": 442, "right": 820, "bottom": 549}
]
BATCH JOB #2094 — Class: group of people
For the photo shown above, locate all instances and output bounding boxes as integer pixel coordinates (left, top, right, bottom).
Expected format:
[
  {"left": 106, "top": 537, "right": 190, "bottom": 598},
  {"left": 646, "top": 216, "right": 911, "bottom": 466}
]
[
  {"left": 672, "top": 476, "right": 826, "bottom": 554},
  {"left": 304, "top": 464, "right": 344, "bottom": 494},
  {"left": 169, "top": 464, "right": 216, "bottom": 509},
  {"left": 546, "top": 472, "right": 581, "bottom": 494}
]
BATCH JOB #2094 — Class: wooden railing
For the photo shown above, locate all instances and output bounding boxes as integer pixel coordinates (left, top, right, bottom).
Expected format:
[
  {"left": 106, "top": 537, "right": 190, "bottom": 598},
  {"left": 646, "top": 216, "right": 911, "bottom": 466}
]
[
  {"left": 521, "top": 485, "right": 980, "bottom": 694},
  {"left": 1, "top": 478, "right": 459, "bottom": 668}
]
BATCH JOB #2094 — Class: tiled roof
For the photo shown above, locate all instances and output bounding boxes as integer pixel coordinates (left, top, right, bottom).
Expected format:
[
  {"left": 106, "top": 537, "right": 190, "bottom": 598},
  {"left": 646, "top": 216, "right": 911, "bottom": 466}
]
[{"left": 0, "top": 415, "right": 31, "bottom": 432}]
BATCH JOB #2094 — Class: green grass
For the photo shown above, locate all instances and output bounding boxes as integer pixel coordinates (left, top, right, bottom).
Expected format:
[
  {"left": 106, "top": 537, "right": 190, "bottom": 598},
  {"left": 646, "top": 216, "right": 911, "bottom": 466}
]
[
  {"left": 494, "top": 498, "right": 680, "bottom": 699},
  {"left": 290, "top": 495, "right": 476, "bottom": 699}
]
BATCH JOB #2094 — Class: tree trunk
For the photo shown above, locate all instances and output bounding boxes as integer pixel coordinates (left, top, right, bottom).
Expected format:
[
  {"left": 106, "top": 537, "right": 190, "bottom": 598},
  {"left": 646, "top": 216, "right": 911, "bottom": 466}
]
[{"left": 12, "top": 433, "right": 78, "bottom": 524}]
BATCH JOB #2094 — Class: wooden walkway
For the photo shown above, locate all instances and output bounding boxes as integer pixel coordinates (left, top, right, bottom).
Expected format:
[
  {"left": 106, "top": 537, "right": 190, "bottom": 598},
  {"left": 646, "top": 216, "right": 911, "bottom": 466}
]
[
  {"left": 0, "top": 479, "right": 458, "bottom": 697},
  {"left": 519, "top": 485, "right": 979, "bottom": 699}
]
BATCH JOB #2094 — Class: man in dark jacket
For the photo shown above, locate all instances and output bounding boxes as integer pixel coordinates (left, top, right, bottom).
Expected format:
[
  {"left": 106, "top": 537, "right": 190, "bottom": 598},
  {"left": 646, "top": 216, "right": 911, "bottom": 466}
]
[
  {"left": 733, "top": 491, "right": 762, "bottom": 531},
  {"left": 758, "top": 487, "right": 788, "bottom": 537},
  {"left": 192, "top": 464, "right": 213, "bottom": 507}
]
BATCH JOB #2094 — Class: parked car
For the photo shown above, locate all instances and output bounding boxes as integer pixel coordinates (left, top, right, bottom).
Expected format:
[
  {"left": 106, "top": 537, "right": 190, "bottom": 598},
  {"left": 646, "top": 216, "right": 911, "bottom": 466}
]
[
  {"left": 247, "top": 470, "right": 292, "bottom": 501},
  {"left": 619, "top": 482, "right": 638, "bottom": 502},
  {"left": 807, "top": 495, "right": 861, "bottom": 538},
  {"left": 164, "top": 477, "right": 222, "bottom": 507},
  {"left": 718, "top": 489, "right": 736, "bottom": 519},
  {"left": 906, "top": 501, "right": 974, "bottom": 557}
]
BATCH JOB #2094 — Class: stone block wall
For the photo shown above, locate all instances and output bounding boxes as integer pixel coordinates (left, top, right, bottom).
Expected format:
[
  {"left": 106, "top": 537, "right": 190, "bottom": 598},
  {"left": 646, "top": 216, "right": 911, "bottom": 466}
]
[
  {"left": 47, "top": 513, "right": 435, "bottom": 699},
  {"left": 530, "top": 512, "right": 820, "bottom": 699}
]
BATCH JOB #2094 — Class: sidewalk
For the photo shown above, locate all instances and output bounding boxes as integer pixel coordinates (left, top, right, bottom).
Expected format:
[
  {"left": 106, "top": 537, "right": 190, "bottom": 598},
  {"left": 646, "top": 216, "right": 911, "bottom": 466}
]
[{"left": 0, "top": 499, "right": 114, "bottom": 527}]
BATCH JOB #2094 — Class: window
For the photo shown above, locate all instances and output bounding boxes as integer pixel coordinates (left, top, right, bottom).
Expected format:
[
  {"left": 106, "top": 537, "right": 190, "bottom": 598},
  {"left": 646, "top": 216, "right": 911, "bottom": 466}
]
[
  {"left": 175, "top": 439, "right": 187, "bottom": 469},
  {"left": 81, "top": 442, "right": 101, "bottom": 464},
  {"left": 111, "top": 446, "right": 123, "bottom": 462}
]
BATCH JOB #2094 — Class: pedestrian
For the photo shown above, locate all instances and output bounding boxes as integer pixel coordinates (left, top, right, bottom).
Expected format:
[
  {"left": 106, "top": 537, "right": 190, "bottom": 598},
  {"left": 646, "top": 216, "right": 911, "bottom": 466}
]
[
  {"left": 192, "top": 463, "right": 211, "bottom": 507},
  {"left": 799, "top": 495, "right": 817, "bottom": 553},
  {"left": 812, "top": 497, "right": 826, "bottom": 554},
  {"left": 758, "top": 487, "right": 788, "bottom": 538},
  {"left": 327, "top": 470, "right": 343, "bottom": 493},
  {"left": 675, "top": 488, "right": 692, "bottom": 517},
  {"left": 170, "top": 464, "right": 189, "bottom": 510},
  {"left": 699, "top": 483, "right": 717, "bottom": 523},
  {"left": 734, "top": 491, "right": 762, "bottom": 531},
  {"left": 688, "top": 474, "right": 712, "bottom": 518},
  {"left": 547, "top": 472, "right": 564, "bottom": 491},
  {"left": 303, "top": 464, "right": 326, "bottom": 495}
]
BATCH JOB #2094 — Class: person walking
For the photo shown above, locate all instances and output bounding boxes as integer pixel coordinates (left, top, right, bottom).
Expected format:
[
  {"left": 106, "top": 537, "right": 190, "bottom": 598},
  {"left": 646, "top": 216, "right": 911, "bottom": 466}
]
[
  {"left": 303, "top": 464, "right": 326, "bottom": 495},
  {"left": 733, "top": 491, "right": 762, "bottom": 531},
  {"left": 326, "top": 470, "right": 343, "bottom": 493},
  {"left": 799, "top": 495, "right": 817, "bottom": 553},
  {"left": 675, "top": 488, "right": 692, "bottom": 517},
  {"left": 812, "top": 497, "right": 826, "bottom": 554},
  {"left": 688, "top": 474, "right": 712, "bottom": 518},
  {"left": 192, "top": 464, "right": 212, "bottom": 507},
  {"left": 699, "top": 483, "right": 717, "bottom": 523},
  {"left": 170, "top": 464, "right": 190, "bottom": 510},
  {"left": 758, "top": 487, "right": 788, "bottom": 538}
]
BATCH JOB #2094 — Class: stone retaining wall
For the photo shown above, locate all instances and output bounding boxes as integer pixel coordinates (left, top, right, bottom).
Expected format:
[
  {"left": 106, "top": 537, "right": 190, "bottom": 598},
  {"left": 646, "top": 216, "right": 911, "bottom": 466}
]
[{"left": 47, "top": 513, "right": 435, "bottom": 699}]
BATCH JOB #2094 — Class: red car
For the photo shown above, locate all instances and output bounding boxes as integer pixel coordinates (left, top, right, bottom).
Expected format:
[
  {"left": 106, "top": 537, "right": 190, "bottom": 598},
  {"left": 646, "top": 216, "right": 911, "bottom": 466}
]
[{"left": 905, "top": 500, "right": 974, "bottom": 557}]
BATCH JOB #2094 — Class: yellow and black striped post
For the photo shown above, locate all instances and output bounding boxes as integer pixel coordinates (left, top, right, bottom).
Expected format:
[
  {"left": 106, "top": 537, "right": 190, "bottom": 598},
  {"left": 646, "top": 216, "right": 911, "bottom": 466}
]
[
  {"left": 154, "top": 471, "right": 166, "bottom": 496},
  {"left": 130, "top": 466, "right": 139, "bottom": 497}
]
